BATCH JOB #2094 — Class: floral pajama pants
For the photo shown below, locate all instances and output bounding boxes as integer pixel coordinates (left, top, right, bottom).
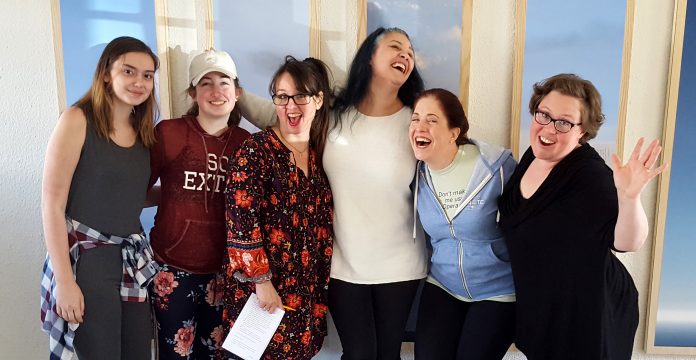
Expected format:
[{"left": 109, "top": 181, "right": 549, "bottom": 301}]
[{"left": 150, "top": 264, "right": 226, "bottom": 360}]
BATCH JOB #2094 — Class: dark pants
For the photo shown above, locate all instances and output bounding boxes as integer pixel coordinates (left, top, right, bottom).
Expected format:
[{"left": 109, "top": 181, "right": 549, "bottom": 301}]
[
  {"left": 329, "top": 278, "right": 420, "bottom": 360},
  {"left": 74, "top": 245, "right": 153, "bottom": 360},
  {"left": 415, "top": 282, "right": 515, "bottom": 360},
  {"left": 150, "top": 264, "right": 224, "bottom": 360}
]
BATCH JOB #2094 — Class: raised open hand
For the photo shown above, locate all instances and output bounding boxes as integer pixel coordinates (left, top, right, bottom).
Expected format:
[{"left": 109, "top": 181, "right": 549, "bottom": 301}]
[{"left": 611, "top": 137, "right": 669, "bottom": 199}]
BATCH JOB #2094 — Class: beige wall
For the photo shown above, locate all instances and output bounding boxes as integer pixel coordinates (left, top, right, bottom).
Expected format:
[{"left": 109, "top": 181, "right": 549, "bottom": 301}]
[
  {"left": 0, "top": 0, "right": 690, "bottom": 358},
  {"left": 0, "top": 1, "right": 61, "bottom": 359}
]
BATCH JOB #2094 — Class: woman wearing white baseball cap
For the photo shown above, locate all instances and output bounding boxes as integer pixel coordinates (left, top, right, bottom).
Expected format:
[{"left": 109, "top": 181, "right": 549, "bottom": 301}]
[{"left": 147, "top": 49, "right": 250, "bottom": 359}]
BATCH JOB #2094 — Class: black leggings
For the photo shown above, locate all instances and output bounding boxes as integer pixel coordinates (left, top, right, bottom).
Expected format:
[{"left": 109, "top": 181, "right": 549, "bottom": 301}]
[
  {"left": 329, "top": 278, "right": 420, "bottom": 360},
  {"left": 414, "top": 282, "right": 515, "bottom": 360}
]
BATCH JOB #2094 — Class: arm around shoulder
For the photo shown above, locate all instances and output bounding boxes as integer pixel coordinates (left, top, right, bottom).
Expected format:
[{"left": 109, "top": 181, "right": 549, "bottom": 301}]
[{"left": 238, "top": 89, "right": 277, "bottom": 129}]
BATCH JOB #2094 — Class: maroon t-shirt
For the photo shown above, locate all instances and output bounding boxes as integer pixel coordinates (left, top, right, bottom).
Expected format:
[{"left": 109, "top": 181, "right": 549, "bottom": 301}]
[{"left": 149, "top": 116, "right": 250, "bottom": 273}]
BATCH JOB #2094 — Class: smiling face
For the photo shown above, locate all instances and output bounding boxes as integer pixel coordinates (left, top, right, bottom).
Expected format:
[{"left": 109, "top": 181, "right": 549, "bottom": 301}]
[
  {"left": 370, "top": 32, "right": 414, "bottom": 88},
  {"left": 274, "top": 72, "right": 323, "bottom": 139},
  {"left": 106, "top": 52, "right": 155, "bottom": 107},
  {"left": 530, "top": 90, "right": 586, "bottom": 164},
  {"left": 410, "top": 96, "right": 461, "bottom": 169},
  {"left": 190, "top": 71, "right": 239, "bottom": 120}
]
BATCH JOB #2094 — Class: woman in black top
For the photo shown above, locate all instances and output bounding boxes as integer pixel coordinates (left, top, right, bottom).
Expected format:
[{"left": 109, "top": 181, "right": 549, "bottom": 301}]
[{"left": 498, "top": 73, "right": 667, "bottom": 360}]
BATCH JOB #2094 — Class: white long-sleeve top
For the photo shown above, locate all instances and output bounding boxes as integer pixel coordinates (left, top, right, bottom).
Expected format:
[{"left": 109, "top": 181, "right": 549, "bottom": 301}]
[{"left": 323, "top": 107, "right": 427, "bottom": 284}]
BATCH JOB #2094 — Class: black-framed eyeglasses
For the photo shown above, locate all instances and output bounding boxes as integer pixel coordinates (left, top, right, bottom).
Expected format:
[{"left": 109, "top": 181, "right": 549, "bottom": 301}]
[
  {"left": 533, "top": 110, "right": 581, "bottom": 133},
  {"left": 272, "top": 93, "right": 312, "bottom": 106}
]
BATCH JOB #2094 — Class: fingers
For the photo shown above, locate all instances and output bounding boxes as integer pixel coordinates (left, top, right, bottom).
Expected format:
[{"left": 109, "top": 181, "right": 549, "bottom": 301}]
[
  {"left": 644, "top": 141, "right": 662, "bottom": 169},
  {"left": 611, "top": 153, "right": 621, "bottom": 170},
  {"left": 258, "top": 298, "right": 282, "bottom": 313},
  {"left": 74, "top": 306, "right": 84, "bottom": 323},
  {"left": 263, "top": 302, "right": 282, "bottom": 313},
  {"left": 638, "top": 139, "right": 656, "bottom": 163},
  {"left": 57, "top": 305, "right": 84, "bottom": 324},
  {"left": 649, "top": 162, "right": 670, "bottom": 179},
  {"left": 630, "top": 137, "right": 645, "bottom": 162}
]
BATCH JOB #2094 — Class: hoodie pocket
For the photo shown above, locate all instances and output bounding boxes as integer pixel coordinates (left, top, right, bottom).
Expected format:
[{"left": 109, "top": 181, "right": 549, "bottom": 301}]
[
  {"left": 462, "top": 238, "right": 512, "bottom": 286},
  {"left": 430, "top": 239, "right": 467, "bottom": 296},
  {"left": 164, "top": 219, "right": 226, "bottom": 268}
]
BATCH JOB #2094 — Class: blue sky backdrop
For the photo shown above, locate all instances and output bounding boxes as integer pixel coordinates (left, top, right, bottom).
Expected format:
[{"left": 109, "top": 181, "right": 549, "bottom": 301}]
[
  {"left": 519, "top": 0, "right": 625, "bottom": 161},
  {"left": 60, "top": 0, "right": 157, "bottom": 106},
  {"left": 367, "top": 0, "right": 462, "bottom": 96},
  {"left": 214, "top": 0, "right": 309, "bottom": 133},
  {"left": 654, "top": 0, "right": 696, "bottom": 347}
]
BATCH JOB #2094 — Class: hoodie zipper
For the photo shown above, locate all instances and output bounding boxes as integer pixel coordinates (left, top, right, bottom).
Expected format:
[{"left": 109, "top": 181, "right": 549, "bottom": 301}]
[
  {"left": 422, "top": 168, "right": 473, "bottom": 299},
  {"left": 422, "top": 166, "right": 495, "bottom": 300}
]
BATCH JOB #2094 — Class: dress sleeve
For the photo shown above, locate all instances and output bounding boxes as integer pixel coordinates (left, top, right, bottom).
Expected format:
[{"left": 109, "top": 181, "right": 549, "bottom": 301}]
[{"left": 225, "top": 138, "right": 273, "bottom": 283}]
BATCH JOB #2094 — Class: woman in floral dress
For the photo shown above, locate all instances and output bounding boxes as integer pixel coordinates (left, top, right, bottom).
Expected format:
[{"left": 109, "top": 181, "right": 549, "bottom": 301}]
[{"left": 223, "top": 56, "right": 334, "bottom": 359}]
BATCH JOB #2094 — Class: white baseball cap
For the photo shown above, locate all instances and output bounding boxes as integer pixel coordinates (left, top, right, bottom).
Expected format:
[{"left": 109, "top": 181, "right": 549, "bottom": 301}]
[{"left": 188, "top": 49, "right": 238, "bottom": 86}]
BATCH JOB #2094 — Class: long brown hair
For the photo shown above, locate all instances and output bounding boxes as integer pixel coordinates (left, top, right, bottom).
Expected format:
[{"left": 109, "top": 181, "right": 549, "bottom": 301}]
[
  {"left": 73, "top": 36, "right": 159, "bottom": 147},
  {"left": 269, "top": 56, "right": 334, "bottom": 161}
]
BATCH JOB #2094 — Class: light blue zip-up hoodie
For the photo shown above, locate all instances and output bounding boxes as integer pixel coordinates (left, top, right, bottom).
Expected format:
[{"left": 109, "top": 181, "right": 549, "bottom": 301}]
[{"left": 413, "top": 139, "right": 516, "bottom": 300}]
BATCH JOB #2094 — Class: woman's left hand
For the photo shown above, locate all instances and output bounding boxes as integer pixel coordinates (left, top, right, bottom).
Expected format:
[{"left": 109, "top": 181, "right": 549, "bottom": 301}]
[{"left": 611, "top": 137, "right": 669, "bottom": 199}]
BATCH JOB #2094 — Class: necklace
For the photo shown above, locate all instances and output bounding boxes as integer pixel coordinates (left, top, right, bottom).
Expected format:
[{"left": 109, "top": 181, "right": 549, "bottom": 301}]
[{"left": 276, "top": 128, "right": 309, "bottom": 156}]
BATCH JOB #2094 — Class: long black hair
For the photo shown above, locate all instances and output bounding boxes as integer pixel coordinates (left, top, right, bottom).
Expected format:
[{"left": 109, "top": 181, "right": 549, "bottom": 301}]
[{"left": 332, "top": 27, "right": 424, "bottom": 122}]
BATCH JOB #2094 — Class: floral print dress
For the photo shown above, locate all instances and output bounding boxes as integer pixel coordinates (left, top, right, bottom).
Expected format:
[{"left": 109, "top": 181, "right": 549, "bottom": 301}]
[{"left": 223, "top": 129, "right": 334, "bottom": 359}]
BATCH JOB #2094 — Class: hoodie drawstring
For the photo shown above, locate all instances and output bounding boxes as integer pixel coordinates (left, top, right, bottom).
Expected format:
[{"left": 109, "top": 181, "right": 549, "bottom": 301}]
[
  {"left": 199, "top": 130, "right": 232, "bottom": 214},
  {"left": 412, "top": 161, "right": 420, "bottom": 242}
]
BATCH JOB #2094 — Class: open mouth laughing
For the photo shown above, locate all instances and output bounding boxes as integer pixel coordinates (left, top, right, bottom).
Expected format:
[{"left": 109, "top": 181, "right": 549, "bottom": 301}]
[
  {"left": 391, "top": 61, "right": 407, "bottom": 74},
  {"left": 414, "top": 136, "right": 432, "bottom": 148},
  {"left": 538, "top": 135, "right": 556, "bottom": 146},
  {"left": 287, "top": 113, "right": 302, "bottom": 127}
]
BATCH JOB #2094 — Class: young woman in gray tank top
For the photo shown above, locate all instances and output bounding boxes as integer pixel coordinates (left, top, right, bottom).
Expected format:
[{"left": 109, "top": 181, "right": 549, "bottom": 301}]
[{"left": 41, "top": 36, "right": 160, "bottom": 360}]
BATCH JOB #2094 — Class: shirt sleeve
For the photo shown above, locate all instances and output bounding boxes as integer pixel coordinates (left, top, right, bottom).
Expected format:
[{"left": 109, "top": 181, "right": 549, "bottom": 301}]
[
  {"left": 237, "top": 90, "right": 277, "bottom": 129},
  {"left": 148, "top": 123, "right": 165, "bottom": 189},
  {"left": 225, "top": 138, "right": 273, "bottom": 283}
]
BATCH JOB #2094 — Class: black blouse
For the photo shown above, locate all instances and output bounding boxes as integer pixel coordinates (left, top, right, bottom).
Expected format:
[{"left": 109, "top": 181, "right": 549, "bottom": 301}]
[{"left": 499, "top": 144, "right": 639, "bottom": 360}]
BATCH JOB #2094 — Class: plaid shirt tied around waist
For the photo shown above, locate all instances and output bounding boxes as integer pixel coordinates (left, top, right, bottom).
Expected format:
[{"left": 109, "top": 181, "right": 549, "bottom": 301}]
[{"left": 40, "top": 216, "right": 160, "bottom": 360}]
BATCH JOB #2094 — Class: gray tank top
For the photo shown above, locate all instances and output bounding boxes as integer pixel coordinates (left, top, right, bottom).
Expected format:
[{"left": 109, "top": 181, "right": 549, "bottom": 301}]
[{"left": 66, "top": 122, "right": 150, "bottom": 237}]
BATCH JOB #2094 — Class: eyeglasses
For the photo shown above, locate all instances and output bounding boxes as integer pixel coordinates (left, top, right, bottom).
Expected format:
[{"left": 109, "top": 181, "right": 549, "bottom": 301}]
[
  {"left": 272, "top": 93, "right": 312, "bottom": 106},
  {"left": 533, "top": 110, "right": 581, "bottom": 133}
]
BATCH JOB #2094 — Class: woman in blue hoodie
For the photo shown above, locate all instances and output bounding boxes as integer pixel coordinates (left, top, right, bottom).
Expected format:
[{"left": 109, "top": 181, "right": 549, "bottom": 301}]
[{"left": 410, "top": 88, "right": 516, "bottom": 360}]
